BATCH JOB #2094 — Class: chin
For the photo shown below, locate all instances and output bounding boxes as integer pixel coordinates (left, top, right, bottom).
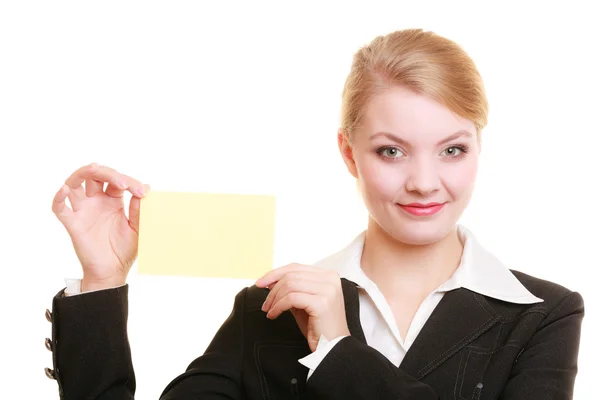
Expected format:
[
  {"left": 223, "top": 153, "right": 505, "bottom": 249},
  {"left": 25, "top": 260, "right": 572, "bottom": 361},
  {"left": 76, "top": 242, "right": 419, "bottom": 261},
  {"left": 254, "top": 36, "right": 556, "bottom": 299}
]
[
  {"left": 375, "top": 214, "right": 457, "bottom": 246},
  {"left": 391, "top": 229, "right": 450, "bottom": 246}
]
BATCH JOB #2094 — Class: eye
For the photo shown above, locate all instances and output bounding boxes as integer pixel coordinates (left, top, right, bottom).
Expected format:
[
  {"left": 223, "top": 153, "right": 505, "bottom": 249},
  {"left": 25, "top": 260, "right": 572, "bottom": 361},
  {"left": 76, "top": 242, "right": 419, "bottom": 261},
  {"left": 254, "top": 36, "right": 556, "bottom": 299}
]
[
  {"left": 441, "top": 145, "right": 468, "bottom": 158},
  {"left": 377, "top": 146, "right": 405, "bottom": 159}
]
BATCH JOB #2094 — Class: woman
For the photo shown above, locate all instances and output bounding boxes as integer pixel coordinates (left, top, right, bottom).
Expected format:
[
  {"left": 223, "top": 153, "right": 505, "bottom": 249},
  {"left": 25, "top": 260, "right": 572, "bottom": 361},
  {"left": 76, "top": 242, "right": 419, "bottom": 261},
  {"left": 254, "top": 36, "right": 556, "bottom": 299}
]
[{"left": 45, "top": 29, "right": 584, "bottom": 399}]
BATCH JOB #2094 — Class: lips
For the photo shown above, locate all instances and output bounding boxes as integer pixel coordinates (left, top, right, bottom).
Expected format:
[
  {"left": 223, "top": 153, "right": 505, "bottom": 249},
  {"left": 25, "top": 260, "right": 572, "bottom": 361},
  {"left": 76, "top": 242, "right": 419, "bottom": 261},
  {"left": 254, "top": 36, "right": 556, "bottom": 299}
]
[{"left": 397, "top": 202, "right": 446, "bottom": 216}]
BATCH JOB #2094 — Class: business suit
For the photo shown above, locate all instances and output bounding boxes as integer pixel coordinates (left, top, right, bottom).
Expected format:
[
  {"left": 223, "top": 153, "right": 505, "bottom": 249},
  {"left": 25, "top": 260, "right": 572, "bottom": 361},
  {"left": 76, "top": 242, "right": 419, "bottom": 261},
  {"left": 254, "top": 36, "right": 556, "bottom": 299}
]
[{"left": 45, "top": 268, "right": 583, "bottom": 399}]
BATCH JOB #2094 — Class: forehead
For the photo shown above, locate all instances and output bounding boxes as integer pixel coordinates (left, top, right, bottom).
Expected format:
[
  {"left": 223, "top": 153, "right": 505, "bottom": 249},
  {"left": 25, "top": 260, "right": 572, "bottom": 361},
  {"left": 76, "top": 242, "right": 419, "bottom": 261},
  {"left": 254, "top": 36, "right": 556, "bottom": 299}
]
[{"left": 360, "top": 86, "right": 476, "bottom": 142}]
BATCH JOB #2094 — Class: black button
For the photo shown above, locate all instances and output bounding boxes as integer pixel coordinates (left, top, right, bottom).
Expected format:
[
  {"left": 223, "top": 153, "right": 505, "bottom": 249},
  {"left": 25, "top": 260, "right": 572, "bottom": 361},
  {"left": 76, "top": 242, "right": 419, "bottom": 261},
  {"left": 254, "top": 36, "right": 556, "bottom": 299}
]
[
  {"left": 45, "top": 367, "right": 55, "bottom": 380},
  {"left": 45, "top": 338, "right": 53, "bottom": 352}
]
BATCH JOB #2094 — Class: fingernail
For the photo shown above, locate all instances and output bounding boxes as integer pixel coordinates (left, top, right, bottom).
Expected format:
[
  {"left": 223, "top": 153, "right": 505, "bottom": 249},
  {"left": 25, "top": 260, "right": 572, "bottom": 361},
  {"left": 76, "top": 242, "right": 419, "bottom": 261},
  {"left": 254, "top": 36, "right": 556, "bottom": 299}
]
[
  {"left": 137, "top": 187, "right": 145, "bottom": 196},
  {"left": 261, "top": 300, "right": 266, "bottom": 311}
]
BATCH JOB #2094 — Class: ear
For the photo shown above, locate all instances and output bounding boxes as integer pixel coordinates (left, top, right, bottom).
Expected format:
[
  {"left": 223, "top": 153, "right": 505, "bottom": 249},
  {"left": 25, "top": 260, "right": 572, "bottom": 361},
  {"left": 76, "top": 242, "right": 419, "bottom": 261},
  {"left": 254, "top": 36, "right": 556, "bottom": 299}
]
[{"left": 338, "top": 129, "right": 359, "bottom": 179}]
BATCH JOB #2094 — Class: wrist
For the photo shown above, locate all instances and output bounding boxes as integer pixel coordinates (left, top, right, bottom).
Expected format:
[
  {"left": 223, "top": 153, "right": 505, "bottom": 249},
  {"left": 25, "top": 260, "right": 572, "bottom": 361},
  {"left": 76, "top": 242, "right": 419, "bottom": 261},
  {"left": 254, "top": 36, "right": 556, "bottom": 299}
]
[
  {"left": 320, "top": 328, "right": 351, "bottom": 343},
  {"left": 81, "top": 276, "right": 126, "bottom": 292}
]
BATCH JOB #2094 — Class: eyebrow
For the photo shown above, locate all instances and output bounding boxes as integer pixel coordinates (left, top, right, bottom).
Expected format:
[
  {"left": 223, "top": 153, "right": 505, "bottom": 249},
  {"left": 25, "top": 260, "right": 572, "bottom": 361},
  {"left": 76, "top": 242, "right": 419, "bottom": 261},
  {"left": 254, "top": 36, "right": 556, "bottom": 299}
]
[{"left": 371, "top": 130, "right": 473, "bottom": 147}]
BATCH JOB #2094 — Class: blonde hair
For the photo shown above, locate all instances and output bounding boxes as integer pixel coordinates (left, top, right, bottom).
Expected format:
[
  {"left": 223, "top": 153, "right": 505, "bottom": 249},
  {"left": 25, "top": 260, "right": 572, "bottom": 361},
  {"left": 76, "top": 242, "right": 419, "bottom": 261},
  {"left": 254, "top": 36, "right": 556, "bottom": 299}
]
[{"left": 341, "top": 29, "right": 489, "bottom": 140}]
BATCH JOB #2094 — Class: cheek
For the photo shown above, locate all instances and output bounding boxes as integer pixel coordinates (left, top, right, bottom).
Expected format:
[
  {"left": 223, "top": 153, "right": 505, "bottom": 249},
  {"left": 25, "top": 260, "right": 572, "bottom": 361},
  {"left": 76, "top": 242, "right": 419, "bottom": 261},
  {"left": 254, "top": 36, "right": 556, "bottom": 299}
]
[
  {"left": 356, "top": 156, "right": 405, "bottom": 198},
  {"left": 443, "top": 159, "right": 478, "bottom": 196}
]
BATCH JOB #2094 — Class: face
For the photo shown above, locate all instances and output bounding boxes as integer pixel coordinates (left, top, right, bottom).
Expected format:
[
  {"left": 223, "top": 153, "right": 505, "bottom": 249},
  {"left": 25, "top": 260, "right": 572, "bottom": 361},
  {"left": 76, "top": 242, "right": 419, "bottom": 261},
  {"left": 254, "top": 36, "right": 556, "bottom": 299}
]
[{"left": 339, "top": 85, "right": 480, "bottom": 246}]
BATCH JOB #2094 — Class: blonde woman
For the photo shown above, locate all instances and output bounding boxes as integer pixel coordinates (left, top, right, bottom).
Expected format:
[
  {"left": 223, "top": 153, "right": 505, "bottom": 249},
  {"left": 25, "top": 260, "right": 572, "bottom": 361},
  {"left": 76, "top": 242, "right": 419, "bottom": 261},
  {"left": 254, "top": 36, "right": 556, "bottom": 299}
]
[{"left": 45, "top": 29, "right": 584, "bottom": 399}]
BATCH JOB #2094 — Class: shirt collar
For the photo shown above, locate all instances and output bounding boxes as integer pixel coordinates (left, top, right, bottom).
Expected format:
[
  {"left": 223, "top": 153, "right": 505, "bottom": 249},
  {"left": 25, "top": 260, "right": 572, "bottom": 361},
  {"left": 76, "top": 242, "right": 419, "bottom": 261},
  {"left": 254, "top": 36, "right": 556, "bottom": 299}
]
[{"left": 314, "top": 224, "right": 543, "bottom": 304}]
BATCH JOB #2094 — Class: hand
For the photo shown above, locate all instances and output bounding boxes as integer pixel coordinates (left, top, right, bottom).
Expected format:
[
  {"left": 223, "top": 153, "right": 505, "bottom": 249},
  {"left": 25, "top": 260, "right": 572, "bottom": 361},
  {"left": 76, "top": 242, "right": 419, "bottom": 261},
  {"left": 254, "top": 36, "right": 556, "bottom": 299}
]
[
  {"left": 51, "top": 163, "right": 150, "bottom": 292},
  {"left": 255, "top": 264, "right": 350, "bottom": 352}
]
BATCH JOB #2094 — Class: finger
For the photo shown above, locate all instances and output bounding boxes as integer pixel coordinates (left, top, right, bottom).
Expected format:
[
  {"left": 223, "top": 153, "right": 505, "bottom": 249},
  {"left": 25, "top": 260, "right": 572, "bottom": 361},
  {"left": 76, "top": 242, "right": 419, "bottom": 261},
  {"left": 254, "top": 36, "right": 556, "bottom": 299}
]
[
  {"left": 262, "top": 272, "right": 300, "bottom": 311},
  {"left": 104, "top": 183, "right": 124, "bottom": 198},
  {"left": 289, "top": 308, "right": 309, "bottom": 338},
  {"left": 261, "top": 271, "right": 318, "bottom": 311},
  {"left": 65, "top": 163, "right": 103, "bottom": 188},
  {"left": 66, "top": 163, "right": 127, "bottom": 196},
  {"left": 51, "top": 184, "right": 74, "bottom": 223},
  {"left": 64, "top": 163, "right": 100, "bottom": 207},
  {"left": 105, "top": 174, "right": 146, "bottom": 198},
  {"left": 256, "top": 263, "right": 325, "bottom": 288},
  {"left": 66, "top": 186, "right": 86, "bottom": 211},
  {"left": 267, "top": 292, "right": 312, "bottom": 320},
  {"left": 262, "top": 273, "right": 332, "bottom": 311},
  {"left": 85, "top": 179, "right": 104, "bottom": 197},
  {"left": 128, "top": 184, "right": 150, "bottom": 234},
  {"left": 64, "top": 169, "right": 87, "bottom": 206}
]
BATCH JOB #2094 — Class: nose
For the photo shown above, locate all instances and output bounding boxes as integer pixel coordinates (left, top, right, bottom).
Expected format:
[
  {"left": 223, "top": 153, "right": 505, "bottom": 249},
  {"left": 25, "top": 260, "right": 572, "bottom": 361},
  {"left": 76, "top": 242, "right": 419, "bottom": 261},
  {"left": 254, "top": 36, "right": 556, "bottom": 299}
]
[{"left": 405, "top": 159, "right": 441, "bottom": 195}]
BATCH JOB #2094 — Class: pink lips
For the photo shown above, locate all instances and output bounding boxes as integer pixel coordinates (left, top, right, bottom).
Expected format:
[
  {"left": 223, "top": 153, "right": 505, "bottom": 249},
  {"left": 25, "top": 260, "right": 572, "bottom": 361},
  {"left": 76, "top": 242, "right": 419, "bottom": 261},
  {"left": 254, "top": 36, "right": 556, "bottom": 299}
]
[{"left": 398, "top": 202, "right": 446, "bottom": 216}]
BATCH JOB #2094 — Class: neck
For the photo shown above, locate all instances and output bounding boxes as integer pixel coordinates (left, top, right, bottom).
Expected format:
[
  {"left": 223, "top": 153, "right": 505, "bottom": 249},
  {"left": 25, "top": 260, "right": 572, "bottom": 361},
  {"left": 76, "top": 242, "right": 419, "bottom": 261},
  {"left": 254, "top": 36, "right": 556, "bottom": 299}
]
[{"left": 360, "top": 220, "right": 464, "bottom": 299}]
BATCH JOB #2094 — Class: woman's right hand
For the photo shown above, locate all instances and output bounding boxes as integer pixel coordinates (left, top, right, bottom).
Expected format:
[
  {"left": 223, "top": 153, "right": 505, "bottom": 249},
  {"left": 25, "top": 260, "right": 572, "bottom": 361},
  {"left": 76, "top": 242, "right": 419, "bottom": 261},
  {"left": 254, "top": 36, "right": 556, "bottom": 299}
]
[{"left": 51, "top": 163, "right": 150, "bottom": 292}]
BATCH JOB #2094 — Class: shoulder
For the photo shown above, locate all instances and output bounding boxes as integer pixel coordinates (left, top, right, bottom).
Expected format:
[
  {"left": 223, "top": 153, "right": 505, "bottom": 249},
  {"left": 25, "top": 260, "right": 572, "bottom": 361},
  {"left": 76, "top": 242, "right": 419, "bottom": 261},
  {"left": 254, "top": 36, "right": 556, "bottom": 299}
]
[
  {"left": 509, "top": 269, "right": 584, "bottom": 315},
  {"left": 226, "top": 284, "right": 269, "bottom": 312}
]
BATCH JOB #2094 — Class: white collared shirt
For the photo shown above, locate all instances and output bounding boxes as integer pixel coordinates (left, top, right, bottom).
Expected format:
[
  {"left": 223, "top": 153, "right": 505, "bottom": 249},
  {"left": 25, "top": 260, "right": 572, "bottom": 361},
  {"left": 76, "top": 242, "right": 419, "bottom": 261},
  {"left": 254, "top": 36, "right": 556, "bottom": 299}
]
[{"left": 298, "top": 224, "right": 543, "bottom": 380}]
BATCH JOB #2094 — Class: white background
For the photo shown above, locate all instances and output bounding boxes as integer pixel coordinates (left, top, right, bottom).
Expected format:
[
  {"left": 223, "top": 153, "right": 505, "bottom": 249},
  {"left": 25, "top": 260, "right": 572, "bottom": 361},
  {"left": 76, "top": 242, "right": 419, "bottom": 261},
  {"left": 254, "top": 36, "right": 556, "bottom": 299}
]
[{"left": 1, "top": 1, "right": 598, "bottom": 398}]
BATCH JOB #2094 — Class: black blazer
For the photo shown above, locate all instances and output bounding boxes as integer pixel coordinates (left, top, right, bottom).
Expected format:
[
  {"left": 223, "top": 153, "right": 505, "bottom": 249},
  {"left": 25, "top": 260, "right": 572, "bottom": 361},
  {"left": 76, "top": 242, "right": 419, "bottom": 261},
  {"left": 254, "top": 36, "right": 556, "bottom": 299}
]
[{"left": 45, "top": 270, "right": 584, "bottom": 399}]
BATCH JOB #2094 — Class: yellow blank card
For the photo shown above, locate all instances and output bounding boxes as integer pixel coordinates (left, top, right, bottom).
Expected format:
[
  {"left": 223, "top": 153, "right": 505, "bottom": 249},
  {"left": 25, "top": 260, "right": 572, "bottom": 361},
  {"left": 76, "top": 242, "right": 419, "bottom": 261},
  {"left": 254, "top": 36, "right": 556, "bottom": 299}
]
[{"left": 137, "top": 191, "right": 276, "bottom": 279}]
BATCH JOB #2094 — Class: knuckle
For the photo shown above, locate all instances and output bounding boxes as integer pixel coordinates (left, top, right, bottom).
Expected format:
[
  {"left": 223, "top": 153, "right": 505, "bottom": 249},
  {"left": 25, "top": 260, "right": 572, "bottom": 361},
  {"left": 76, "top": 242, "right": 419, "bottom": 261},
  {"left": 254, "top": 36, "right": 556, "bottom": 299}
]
[
  {"left": 84, "top": 164, "right": 98, "bottom": 174},
  {"left": 317, "top": 297, "right": 328, "bottom": 310},
  {"left": 287, "top": 272, "right": 300, "bottom": 282},
  {"left": 288, "top": 292, "right": 300, "bottom": 303},
  {"left": 282, "top": 279, "right": 294, "bottom": 292}
]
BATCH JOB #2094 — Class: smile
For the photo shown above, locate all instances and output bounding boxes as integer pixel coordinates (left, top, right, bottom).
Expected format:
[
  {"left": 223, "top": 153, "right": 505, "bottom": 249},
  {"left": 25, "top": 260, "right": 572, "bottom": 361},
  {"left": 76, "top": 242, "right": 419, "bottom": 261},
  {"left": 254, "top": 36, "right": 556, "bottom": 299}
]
[{"left": 397, "top": 202, "right": 446, "bottom": 216}]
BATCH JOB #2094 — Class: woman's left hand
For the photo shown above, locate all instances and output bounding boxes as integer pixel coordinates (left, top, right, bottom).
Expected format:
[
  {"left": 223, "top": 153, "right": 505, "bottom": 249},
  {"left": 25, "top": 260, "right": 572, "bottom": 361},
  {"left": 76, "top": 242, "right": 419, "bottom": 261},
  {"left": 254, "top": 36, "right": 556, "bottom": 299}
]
[{"left": 255, "top": 263, "right": 351, "bottom": 352}]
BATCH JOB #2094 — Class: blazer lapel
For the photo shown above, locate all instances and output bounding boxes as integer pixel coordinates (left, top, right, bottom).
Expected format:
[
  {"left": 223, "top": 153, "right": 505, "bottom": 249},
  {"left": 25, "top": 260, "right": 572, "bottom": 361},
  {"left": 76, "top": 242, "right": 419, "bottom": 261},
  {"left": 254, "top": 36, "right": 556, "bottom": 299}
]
[
  {"left": 399, "top": 288, "right": 500, "bottom": 379},
  {"left": 341, "top": 278, "right": 501, "bottom": 380},
  {"left": 341, "top": 278, "right": 367, "bottom": 344}
]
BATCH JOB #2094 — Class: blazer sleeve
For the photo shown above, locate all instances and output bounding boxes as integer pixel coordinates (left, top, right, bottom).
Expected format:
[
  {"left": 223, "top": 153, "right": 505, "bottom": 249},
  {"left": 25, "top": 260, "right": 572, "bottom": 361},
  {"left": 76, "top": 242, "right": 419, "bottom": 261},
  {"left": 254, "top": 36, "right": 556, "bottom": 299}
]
[
  {"left": 49, "top": 284, "right": 247, "bottom": 400},
  {"left": 305, "top": 335, "right": 439, "bottom": 399},
  {"left": 499, "top": 291, "right": 584, "bottom": 399}
]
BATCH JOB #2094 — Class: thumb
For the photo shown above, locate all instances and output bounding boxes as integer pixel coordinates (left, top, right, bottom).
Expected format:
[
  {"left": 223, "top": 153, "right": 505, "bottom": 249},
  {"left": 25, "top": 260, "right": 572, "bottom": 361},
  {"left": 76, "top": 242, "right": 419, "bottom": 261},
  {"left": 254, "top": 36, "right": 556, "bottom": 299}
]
[{"left": 128, "top": 184, "right": 150, "bottom": 233}]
